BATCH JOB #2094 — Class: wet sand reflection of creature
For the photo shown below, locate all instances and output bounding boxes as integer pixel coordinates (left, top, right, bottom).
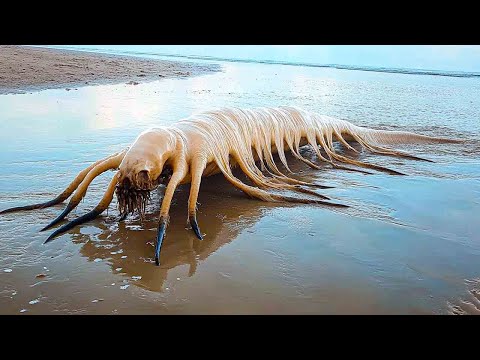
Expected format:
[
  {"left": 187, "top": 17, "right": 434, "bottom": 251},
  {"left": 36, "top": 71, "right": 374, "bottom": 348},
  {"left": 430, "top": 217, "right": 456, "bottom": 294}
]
[
  {"left": 72, "top": 167, "right": 283, "bottom": 291},
  {"left": 68, "top": 146, "right": 370, "bottom": 291}
]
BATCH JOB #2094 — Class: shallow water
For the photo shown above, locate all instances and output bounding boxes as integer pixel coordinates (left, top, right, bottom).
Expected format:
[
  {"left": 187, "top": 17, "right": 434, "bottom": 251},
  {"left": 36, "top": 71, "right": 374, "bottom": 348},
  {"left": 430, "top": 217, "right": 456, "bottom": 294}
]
[{"left": 1, "top": 60, "right": 479, "bottom": 314}]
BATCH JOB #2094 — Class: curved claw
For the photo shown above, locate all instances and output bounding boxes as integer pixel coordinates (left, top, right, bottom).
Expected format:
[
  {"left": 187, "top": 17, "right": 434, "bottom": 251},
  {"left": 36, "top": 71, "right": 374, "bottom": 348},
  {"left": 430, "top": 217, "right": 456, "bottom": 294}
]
[
  {"left": 190, "top": 217, "right": 203, "bottom": 240},
  {"left": 40, "top": 204, "right": 75, "bottom": 231},
  {"left": 44, "top": 209, "right": 101, "bottom": 244},
  {"left": 155, "top": 217, "right": 168, "bottom": 266}
]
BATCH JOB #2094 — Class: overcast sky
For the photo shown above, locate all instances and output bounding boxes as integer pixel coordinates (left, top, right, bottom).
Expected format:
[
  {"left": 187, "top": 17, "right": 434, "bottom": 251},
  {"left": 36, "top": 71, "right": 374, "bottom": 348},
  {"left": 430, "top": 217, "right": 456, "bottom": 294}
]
[{"left": 65, "top": 45, "right": 480, "bottom": 72}]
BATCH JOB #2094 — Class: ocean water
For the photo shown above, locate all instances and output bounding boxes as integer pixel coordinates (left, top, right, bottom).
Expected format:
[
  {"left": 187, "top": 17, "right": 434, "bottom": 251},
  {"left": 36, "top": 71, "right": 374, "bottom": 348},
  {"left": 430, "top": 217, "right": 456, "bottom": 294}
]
[
  {"left": 43, "top": 45, "right": 480, "bottom": 78},
  {"left": 0, "top": 51, "right": 479, "bottom": 314}
]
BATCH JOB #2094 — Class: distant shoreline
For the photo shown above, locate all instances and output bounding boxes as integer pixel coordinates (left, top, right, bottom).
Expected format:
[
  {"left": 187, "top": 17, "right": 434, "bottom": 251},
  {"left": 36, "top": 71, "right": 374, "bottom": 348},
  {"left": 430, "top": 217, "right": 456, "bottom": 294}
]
[
  {"left": 46, "top": 45, "right": 480, "bottom": 79},
  {"left": 0, "top": 46, "right": 221, "bottom": 95}
]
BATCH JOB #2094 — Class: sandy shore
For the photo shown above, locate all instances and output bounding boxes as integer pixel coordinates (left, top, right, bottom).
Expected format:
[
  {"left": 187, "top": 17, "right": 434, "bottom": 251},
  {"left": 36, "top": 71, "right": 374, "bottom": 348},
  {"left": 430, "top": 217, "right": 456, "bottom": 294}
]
[
  {"left": 0, "top": 50, "right": 478, "bottom": 315},
  {"left": 0, "top": 46, "right": 220, "bottom": 94}
]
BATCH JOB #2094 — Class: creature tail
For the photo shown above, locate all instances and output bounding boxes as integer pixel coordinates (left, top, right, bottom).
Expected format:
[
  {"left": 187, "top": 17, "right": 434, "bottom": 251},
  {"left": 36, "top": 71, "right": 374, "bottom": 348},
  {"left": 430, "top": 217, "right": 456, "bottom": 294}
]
[{"left": 354, "top": 126, "right": 463, "bottom": 145}]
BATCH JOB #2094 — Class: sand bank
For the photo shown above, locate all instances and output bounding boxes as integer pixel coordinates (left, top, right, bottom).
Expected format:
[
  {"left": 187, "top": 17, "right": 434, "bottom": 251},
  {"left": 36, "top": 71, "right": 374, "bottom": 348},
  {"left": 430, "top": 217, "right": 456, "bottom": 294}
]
[{"left": 0, "top": 46, "right": 220, "bottom": 94}]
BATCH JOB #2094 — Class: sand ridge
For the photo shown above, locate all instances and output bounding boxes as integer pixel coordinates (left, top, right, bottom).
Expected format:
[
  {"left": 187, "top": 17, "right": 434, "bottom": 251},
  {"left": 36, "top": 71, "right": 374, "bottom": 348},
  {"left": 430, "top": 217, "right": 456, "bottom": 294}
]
[{"left": 0, "top": 45, "right": 220, "bottom": 94}]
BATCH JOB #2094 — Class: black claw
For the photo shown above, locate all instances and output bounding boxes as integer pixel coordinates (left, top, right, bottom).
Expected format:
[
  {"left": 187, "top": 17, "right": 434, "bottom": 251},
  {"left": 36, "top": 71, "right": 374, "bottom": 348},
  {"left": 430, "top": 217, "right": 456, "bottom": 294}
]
[
  {"left": 190, "top": 217, "right": 203, "bottom": 240},
  {"left": 44, "top": 209, "right": 101, "bottom": 244},
  {"left": 44, "top": 233, "right": 56, "bottom": 244},
  {"left": 40, "top": 204, "right": 75, "bottom": 231},
  {"left": 155, "top": 217, "right": 168, "bottom": 266}
]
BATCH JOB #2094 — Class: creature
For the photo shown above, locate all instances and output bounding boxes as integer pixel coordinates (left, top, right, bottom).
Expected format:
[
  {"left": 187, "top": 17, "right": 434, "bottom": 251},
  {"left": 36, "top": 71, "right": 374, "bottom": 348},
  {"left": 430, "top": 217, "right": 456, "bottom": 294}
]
[{"left": 0, "top": 106, "right": 460, "bottom": 265}]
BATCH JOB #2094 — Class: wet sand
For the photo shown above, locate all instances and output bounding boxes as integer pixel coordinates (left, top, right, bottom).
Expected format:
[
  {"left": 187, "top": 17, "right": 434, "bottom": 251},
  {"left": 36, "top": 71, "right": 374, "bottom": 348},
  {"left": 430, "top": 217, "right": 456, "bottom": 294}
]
[
  {"left": 0, "top": 51, "right": 479, "bottom": 314},
  {"left": 0, "top": 46, "right": 220, "bottom": 94}
]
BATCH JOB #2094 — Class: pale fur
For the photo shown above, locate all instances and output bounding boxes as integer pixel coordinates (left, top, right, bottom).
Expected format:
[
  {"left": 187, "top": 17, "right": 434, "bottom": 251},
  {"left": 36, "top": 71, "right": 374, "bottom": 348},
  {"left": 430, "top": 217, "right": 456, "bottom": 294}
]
[{"left": 0, "top": 106, "right": 460, "bottom": 261}]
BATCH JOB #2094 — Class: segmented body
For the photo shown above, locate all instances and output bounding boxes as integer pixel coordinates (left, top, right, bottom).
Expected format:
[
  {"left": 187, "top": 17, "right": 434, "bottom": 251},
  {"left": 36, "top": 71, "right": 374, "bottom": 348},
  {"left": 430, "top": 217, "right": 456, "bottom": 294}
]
[{"left": 0, "top": 106, "right": 460, "bottom": 265}]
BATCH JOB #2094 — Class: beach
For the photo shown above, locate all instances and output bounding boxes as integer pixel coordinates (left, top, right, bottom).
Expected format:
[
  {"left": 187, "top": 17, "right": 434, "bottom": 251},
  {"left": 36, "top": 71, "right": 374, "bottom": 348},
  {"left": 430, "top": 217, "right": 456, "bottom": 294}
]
[
  {"left": 0, "top": 46, "right": 479, "bottom": 314},
  {"left": 0, "top": 46, "right": 219, "bottom": 94}
]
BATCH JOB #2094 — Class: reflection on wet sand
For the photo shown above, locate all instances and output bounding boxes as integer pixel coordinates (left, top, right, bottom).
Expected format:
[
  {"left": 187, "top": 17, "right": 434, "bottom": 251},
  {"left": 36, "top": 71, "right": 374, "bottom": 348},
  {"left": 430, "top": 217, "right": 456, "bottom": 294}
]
[
  {"left": 65, "top": 147, "right": 365, "bottom": 292},
  {"left": 52, "top": 146, "right": 414, "bottom": 292},
  {"left": 70, "top": 169, "right": 280, "bottom": 292}
]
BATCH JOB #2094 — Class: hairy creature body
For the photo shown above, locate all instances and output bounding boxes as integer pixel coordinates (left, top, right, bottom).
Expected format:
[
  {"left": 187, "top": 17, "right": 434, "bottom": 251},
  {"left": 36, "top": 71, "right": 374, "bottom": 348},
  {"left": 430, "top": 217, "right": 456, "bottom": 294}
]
[{"left": 0, "top": 107, "right": 460, "bottom": 265}]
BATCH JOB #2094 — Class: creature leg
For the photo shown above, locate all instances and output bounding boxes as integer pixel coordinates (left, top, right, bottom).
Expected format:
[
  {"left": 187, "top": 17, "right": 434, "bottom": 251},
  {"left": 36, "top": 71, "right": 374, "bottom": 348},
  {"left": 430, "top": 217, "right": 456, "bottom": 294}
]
[
  {"left": 187, "top": 158, "right": 207, "bottom": 240},
  {"left": 213, "top": 156, "right": 347, "bottom": 208},
  {"left": 41, "top": 152, "right": 125, "bottom": 231},
  {"left": 256, "top": 139, "right": 332, "bottom": 189},
  {"left": 325, "top": 147, "right": 405, "bottom": 176},
  {"left": 307, "top": 133, "right": 372, "bottom": 175},
  {"left": 333, "top": 129, "right": 359, "bottom": 153},
  {"left": 253, "top": 132, "right": 330, "bottom": 189},
  {"left": 366, "top": 144, "right": 432, "bottom": 162},
  {"left": 0, "top": 151, "right": 124, "bottom": 215},
  {"left": 232, "top": 153, "right": 332, "bottom": 200},
  {"left": 155, "top": 164, "right": 188, "bottom": 266},
  {"left": 224, "top": 169, "right": 347, "bottom": 207},
  {"left": 44, "top": 174, "right": 119, "bottom": 243}
]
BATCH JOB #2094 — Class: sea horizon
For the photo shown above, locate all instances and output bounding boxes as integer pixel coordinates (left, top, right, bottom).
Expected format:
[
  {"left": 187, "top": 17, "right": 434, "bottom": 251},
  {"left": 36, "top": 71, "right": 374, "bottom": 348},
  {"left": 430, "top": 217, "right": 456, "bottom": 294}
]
[{"left": 37, "top": 45, "right": 480, "bottom": 79}]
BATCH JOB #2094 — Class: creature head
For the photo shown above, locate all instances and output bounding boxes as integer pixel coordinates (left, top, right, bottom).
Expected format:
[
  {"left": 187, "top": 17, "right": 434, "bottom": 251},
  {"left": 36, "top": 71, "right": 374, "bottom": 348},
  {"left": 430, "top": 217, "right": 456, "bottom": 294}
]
[{"left": 115, "top": 128, "right": 177, "bottom": 217}]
